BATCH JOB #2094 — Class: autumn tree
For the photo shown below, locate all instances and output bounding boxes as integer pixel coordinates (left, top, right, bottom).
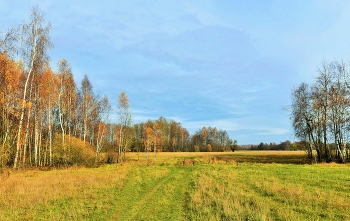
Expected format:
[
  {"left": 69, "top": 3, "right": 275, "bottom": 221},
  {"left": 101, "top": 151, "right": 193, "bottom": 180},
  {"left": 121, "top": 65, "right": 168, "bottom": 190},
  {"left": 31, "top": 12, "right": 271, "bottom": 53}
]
[
  {"left": 179, "top": 127, "right": 189, "bottom": 152},
  {"left": 116, "top": 92, "right": 132, "bottom": 163},
  {"left": 80, "top": 75, "right": 95, "bottom": 143},
  {"left": 29, "top": 62, "right": 57, "bottom": 166},
  {"left": 56, "top": 59, "right": 77, "bottom": 165},
  {"left": 143, "top": 127, "right": 153, "bottom": 161},
  {"left": 95, "top": 95, "right": 111, "bottom": 164},
  {"left": 0, "top": 53, "right": 22, "bottom": 167},
  {"left": 190, "top": 127, "right": 232, "bottom": 152},
  {"left": 153, "top": 122, "right": 162, "bottom": 160},
  {"left": 39, "top": 63, "right": 57, "bottom": 166},
  {"left": 169, "top": 120, "right": 179, "bottom": 152},
  {"left": 201, "top": 126, "right": 208, "bottom": 148},
  {"left": 14, "top": 7, "right": 52, "bottom": 169}
]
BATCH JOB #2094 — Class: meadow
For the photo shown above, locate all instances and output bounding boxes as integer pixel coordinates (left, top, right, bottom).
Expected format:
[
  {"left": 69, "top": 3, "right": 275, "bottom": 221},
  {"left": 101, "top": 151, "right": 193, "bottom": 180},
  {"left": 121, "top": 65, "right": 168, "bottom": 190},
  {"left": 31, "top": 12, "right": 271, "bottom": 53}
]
[{"left": 1, "top": 151, "right": 350, "bottom": 220}]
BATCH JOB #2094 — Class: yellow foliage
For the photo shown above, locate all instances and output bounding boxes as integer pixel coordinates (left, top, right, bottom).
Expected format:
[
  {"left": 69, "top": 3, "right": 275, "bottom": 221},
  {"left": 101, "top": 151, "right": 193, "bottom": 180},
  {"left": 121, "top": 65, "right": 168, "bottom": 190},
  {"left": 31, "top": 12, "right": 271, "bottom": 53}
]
[
  {"left": 0, "top": 53, "right": 22, "bottom": 108},
  {"left": 207, "top": 144, "right": 213, "bottom": 152},
  {"left": 52, "top": 134, "right": 96, "bottom": 167}
]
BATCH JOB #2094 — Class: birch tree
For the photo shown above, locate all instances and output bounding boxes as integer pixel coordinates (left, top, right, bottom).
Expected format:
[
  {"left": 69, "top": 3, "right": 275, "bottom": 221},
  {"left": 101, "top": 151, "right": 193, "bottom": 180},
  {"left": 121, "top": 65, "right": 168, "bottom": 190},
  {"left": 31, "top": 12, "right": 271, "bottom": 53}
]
[
  {"left": 56, "top": 59, "right": 77, "bottom": 165},
  {"left": 116, "top": 92, "right": 132, "bottom": 163},
  {"left": 153, "top": 122, "right": 162, "bottom": 160},
  {"left": 14, "top": 7, "right": 52, "bottom": 169},
  {"left": 0, "top": 26, "right": 18, "bottom": 57},
  {"left": 39, "top": 63, "right": 57, "bottom": 166},
  {"left": 80, "top": 75, "right": 94, "bottom": 143},
  {"left": 95, "top": 95, "right": 111, "bottom": 164}
]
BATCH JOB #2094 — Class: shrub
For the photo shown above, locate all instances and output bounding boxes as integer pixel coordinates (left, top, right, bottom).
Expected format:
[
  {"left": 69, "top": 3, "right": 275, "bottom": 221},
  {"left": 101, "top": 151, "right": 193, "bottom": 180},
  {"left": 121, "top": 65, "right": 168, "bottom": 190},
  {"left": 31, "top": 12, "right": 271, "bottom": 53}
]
[{"left": 52, "top": 134, "right": 95, "bottom": 167}]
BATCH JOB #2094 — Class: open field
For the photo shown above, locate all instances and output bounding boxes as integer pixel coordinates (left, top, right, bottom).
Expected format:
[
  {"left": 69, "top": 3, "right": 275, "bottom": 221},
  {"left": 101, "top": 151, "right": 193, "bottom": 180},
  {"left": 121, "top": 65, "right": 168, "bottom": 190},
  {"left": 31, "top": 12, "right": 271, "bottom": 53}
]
[{"left": 1, "top": 151, "right": 350, "bottom": 220}]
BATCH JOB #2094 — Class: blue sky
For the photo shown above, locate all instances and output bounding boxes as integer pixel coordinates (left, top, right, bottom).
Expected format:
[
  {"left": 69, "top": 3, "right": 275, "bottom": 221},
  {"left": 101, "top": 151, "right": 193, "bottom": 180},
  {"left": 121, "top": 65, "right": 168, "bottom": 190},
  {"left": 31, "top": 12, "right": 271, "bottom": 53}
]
[{"left": 2, "top": 1, "right": 350, "bottom": 144}]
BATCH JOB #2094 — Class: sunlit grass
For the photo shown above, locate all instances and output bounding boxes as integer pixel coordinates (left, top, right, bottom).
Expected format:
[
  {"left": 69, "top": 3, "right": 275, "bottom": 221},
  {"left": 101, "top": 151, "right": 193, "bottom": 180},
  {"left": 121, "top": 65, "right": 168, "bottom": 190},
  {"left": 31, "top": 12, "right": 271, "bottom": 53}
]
[
  {"left": 185, "top": 163, "right": 350, "bottom": 220},
  {"left": 1, "top": 151, "right": 350, "bottom": 220},
  {"left": 0, "top": 165, "right": 130, "bottom": 220}
]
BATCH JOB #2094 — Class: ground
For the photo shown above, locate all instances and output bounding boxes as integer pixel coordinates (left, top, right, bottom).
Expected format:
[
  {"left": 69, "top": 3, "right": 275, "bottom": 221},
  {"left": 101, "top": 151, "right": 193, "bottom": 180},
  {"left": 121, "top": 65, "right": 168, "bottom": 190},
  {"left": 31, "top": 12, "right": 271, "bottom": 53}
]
[{"left": 1, "top": 151, "right": 350, "bottom": 220}]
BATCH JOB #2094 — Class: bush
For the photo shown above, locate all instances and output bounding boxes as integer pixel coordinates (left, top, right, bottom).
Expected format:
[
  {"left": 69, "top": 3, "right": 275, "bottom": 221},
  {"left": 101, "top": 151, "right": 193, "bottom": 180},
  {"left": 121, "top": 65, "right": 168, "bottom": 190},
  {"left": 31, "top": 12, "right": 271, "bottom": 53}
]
[{"left": 52, "top": 134, "right": 95, "bottom": 167}]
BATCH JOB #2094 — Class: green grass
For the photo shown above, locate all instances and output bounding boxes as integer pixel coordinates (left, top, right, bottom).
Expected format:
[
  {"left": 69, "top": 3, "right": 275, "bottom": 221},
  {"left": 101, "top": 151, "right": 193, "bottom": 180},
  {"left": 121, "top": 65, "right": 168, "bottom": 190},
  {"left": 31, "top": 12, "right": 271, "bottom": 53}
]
[
  {"left": 185, "top": 163, "right": 350, "bottom": 220},
  {"left": 1, "top": 151, "right": 350, "bottom": 220}
]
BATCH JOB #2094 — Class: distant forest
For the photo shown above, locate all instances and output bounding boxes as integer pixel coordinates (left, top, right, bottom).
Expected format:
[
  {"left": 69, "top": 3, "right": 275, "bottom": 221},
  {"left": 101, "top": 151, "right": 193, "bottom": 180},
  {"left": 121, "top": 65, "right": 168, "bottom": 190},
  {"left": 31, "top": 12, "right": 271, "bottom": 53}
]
[
  {"left": 240, "top": 140, "right": 293, "bottom": 151},
  {"left": 0, "top": 7, "right": 236, "bottom": 169}
]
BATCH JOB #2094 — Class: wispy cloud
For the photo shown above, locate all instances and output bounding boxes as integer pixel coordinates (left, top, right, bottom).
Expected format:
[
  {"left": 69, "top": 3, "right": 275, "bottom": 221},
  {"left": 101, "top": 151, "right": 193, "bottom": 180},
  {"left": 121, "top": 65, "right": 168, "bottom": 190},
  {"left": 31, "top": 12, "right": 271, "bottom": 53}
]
[
  {"left": 182, "top": 118, "right": 289, "bottom": 137},
  {"left": 4, "top": 0, "right": 340, "bottom": 145}
]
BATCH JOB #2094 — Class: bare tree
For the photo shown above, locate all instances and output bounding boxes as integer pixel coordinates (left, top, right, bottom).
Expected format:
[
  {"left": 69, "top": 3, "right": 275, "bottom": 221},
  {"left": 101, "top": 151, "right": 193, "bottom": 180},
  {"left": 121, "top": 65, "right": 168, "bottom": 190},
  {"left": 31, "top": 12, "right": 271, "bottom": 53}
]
[
  {"left": 328, "top": 62, "right": 347, "bottom": 162},
  {"left": 291, "top": 82, "right": 316, "bottom": 159},
  {"left": 314, "top": 61, "right": 333, "bottom": 161},
  {"left": 0, "top": 26, "right": 19, "bottom": 57},
  {"left": 290, "top": 60, "right": 350, "bottom": 163}
]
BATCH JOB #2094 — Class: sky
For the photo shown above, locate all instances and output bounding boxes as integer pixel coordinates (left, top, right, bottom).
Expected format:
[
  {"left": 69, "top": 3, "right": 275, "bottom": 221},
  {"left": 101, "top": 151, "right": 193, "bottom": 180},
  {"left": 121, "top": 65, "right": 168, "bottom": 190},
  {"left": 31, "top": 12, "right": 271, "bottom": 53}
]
[{"left": 2, "top": 1, "right": 350, "bottom": 144}]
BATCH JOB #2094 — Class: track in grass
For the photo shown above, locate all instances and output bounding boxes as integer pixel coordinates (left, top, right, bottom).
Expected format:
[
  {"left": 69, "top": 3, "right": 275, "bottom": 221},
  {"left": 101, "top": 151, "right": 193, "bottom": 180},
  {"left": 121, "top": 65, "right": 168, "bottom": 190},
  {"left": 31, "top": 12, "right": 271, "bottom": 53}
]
[
  {"left": 112, "top": 165, "right": 195, "bottom": 221},
  {"left": 2, "top": 151, "right": 350, "bottom": 220}
]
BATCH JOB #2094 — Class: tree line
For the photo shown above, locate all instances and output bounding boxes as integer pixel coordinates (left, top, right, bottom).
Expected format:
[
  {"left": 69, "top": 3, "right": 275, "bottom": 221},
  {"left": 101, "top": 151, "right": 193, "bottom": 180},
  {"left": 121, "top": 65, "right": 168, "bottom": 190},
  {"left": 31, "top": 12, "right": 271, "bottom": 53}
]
[
  {"left": 0, "top": 7, "right": 234, "bottom": 169},
  {"left": 290, "top": 60, "right": 350, "bottom": 163},
  {"left": 250, "top": 140, "right": 292, "bottom": 151}
]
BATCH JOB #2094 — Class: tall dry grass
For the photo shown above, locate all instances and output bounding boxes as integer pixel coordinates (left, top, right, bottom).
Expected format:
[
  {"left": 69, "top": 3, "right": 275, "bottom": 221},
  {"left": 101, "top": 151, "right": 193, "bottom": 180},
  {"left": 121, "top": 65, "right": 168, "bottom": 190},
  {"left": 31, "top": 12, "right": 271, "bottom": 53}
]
[{"left": 0, "top": 165, "right": 129, "bottom": 220}]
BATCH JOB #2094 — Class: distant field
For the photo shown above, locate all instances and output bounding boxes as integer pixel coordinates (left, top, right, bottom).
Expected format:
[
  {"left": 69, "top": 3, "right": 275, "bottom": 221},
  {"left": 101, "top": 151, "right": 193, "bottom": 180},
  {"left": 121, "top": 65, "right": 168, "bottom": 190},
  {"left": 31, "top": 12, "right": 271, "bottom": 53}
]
[{"left": 1, "top": 151, "right": 350, "bottom": 220}]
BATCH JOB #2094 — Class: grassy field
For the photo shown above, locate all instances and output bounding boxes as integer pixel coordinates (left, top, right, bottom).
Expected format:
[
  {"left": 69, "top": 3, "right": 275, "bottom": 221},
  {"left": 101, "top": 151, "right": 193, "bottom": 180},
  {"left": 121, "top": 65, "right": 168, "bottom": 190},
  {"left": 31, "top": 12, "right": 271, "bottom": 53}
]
[{"left": 1, "top": 151, "right": 350, "bottom": 220}]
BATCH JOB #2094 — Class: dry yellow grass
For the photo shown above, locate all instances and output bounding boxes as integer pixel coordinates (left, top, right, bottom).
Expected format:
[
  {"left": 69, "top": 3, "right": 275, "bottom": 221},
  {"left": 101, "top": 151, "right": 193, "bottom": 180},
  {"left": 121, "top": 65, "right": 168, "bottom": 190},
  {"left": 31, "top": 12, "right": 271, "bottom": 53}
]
[
  {"left": 0, "top": 165, "right": 130, "bottom": 220},
  {"left": 126, "top": 150, "right": 309, "bottom": 165}
]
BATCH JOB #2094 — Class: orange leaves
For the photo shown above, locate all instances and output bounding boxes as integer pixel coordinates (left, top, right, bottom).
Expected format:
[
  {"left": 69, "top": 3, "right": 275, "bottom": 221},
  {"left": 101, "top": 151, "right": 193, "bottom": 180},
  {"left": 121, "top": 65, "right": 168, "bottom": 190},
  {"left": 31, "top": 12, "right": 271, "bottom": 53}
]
[
  {"left": 143, "top": 126, "right": 154, "bottom": 150},
  {"left": 141, "top": 121, "right": 164, "bottom": 152},
  {"left": 171, "top": 137, "right": 177, "bottom": 147},
  {"left": 0, "top": 53, "right": 22, "bottom": 112},
  {"left": 25, "top": 101, "right": 32, "bottom": 109},
  {"left": 39, "top": 63, "right": 57, "bottom": 100},
  {"left": 201, "top": 126, "right": 208, "bottom": 140},
  {"left": 207, "top": 144, "right": 213, "bottom": 152},
  {"left": 118, "top": 92, "right": 129, "bottom": 110},
  {"left": 0, "top": 53, "right": 22, "bottom": 92}
]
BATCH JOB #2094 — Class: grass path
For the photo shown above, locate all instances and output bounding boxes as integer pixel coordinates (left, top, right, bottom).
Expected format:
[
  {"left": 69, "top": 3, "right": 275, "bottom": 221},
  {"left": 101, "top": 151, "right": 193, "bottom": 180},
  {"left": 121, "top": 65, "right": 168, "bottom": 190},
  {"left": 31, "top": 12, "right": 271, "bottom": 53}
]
[
  {"left": 0, "top": 161, "right": 196, "bottom": 221},
  {"left": 112, "top": 165, "right": 195, "bottom": 221}
]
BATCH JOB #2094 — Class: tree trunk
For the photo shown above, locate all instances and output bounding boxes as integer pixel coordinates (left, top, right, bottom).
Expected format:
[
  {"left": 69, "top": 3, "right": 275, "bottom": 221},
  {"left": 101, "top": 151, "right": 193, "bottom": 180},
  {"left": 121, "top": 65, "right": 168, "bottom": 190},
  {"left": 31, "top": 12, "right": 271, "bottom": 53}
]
[{"left": 14, "top": 67, "right": 34, "bottom": 168}]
